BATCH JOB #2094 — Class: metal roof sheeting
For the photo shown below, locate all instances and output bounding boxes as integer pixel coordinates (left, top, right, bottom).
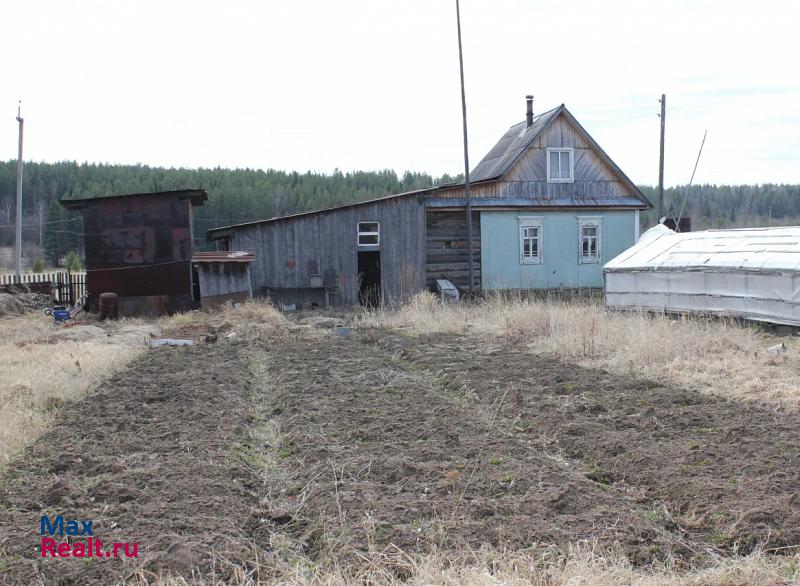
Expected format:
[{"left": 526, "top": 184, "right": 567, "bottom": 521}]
[
  {"left": 605, "top": 225, "right": 800, "bottom": 273},
  {"left": 470, "top": 107, "right": 561, "bottom": 182}
]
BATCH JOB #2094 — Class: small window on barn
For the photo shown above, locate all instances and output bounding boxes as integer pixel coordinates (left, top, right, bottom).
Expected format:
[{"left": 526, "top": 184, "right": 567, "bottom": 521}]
[
  {"left": 547, "top": 148, "right": 574, "bottom": 183},
  {"left": 358, "top": 221, "right": 380, "bottom": 246},
  {"left": 518, "top": 216, "right": 544, "bottom": 264},
  {"left": 578, "top": 217, "right": 601, "bottom": 263}
]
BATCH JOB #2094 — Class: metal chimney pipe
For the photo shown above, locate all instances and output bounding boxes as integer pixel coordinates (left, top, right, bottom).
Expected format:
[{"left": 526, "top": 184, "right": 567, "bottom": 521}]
[{"left": 526, "top": 95, "right": 534, "bottom": 127}]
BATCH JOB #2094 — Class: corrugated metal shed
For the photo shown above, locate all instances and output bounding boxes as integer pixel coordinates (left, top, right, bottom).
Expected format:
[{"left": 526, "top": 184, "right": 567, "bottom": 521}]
[{"left": 604, "top": 225, "right": 800, "bottom": 325}]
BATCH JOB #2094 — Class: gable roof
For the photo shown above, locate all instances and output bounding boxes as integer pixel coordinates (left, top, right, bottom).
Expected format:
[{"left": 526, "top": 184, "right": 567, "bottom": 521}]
[
  {"left": 470, "top": 104, "right": 650, "bottom": 207},
  {"left": 470, "top": 106, "right": 562, "bottom": 182}
]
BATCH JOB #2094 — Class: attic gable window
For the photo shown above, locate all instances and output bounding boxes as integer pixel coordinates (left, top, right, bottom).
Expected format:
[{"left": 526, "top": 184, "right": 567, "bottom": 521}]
[
  {"left": 547, "top": 148, "right": 574, "bottom": 183},
  {"left": 357, "top": 221, "right": 380, "bottom": 246},
  {"left": 578, "top": 217, "right": 601, "bottom": 263}
]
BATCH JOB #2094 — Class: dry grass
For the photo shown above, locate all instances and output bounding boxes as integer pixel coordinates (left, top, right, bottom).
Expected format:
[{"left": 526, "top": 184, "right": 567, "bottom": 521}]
[
  {"left": 0, "top": 301, "right": 288, "bottom": 463},
  {"left": 357, "top": 292, "right": 800, "bottom": 410},
  {"left": 126, "top": 544, "right": 799, "bottom": 585},
  {"left": 0, "top": 313, "right": 147, "bottom": 462},
  {"left": 158, "top": 299, "right": 290, "bottom": 342}
]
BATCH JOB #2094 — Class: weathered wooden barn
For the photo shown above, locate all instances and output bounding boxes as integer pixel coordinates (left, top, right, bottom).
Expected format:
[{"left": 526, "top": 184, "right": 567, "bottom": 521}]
[
  {"left": 61, "top": 189, "right": 207, "bottom": 315},
  {"left": 208, "top": 100, "right": 651, "bottom": 306}
]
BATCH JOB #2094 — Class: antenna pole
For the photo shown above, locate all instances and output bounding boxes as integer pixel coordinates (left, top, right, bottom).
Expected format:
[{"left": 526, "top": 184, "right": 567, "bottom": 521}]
[
  {"left": 455, "top": 0, "right": 474, "bottom": 293},
  {"left": 675, "top": 130, "right": 707, "bottom": 230},
  {"left": 657, "top": 94, "right": 666, "bottom": 223},
  {"left": 15, "top": 101, "right": 24, "bottom": 277}
]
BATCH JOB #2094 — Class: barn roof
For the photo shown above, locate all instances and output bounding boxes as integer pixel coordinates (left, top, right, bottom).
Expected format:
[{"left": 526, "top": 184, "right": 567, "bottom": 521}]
[
  {"left": 207, "top": 186, "right": 435, "bottom": 238},
  {"left": 60, "top": 189, "right": 208, "bottom": 210}
]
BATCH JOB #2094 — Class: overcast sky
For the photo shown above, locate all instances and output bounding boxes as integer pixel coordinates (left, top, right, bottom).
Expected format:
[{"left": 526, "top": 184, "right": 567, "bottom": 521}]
[{"left": 2, "top": 0, "right": 798, "bottom": 186}]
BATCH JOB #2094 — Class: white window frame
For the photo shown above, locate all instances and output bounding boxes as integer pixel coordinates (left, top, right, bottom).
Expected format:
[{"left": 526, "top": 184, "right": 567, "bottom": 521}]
[
  {"left": 546, "top": 148, "right": 574, "bottom": 183},
  {"left": 518, "top": 216, "right": 544, "bottom": 265},
  {"left": 577, "top": 216, "right": 602, "bottom": 264},
  {"left": 357, "top": 221, "right": 380, "bottom": 247}
]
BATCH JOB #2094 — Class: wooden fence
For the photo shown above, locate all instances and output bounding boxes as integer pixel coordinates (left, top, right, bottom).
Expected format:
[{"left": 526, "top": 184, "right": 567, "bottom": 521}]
[{"left": 0, "top": 272, "right": 87, "bottom": 306}]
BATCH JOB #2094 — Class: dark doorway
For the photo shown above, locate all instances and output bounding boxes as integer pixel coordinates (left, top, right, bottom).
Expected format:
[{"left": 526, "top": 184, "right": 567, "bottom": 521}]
[
  {"left": 191, "top": 266, "right": 201, "bottom": 307},
  {"left": 357, "top": 251, "right": 381, "bottom": 306}
]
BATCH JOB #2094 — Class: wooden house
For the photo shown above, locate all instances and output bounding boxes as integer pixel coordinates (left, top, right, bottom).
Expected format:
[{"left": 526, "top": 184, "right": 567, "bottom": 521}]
[{"left": 207, "top": 99, "right": 651, "bottom": 306}]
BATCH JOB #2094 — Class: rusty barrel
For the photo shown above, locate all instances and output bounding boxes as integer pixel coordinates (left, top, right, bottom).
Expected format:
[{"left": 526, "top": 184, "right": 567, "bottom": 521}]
[{"left": 98, "top": 292, "right": 119, "bottom": 320}]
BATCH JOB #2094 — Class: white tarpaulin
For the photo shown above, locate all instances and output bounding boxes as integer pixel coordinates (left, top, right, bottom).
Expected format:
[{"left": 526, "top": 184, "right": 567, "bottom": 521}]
[{"left": 603, "top": 225, "right": 800, "bottom": 326}]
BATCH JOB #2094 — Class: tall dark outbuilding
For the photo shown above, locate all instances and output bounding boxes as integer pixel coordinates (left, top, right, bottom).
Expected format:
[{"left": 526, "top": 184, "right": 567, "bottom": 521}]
[{"left": 61, "top": 189, "right": 207, "bottom": 316}]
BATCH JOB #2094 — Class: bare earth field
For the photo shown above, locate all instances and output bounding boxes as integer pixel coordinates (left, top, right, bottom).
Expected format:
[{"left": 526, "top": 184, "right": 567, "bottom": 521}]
[{"left": 0, "top": 302, "right": 799, "bottom": 584}]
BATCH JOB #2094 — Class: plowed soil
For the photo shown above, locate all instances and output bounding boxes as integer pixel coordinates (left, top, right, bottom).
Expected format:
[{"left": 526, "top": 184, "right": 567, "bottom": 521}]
[{"left": 1, "top": 325, "right": 799, "bottom": 584}]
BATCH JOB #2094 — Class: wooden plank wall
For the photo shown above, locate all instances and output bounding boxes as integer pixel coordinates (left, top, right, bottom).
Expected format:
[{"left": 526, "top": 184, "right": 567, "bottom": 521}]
[
  {"left": 227, "top": 196, "right": 426, "bottom": 306},
  {"left": 435, "top": 114, "right": 635, "bottom": 201},
  {"left": 435, "top": 181, "right": 629, "bottom": 199},
  {"left": 425, "top": 210, "right": 481, "bottom": 290},
  {"left": 197, "top": 263, "right": 251, "bottom": 298}
]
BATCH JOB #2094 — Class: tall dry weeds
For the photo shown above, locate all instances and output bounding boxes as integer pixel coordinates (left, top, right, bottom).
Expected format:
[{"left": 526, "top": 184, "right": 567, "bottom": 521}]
[
  {"left": 158, "top": 299, "right": 288, "bottom": 341},
  {"left": 357, "top": 292, "right": 800, "bottom": 409}
]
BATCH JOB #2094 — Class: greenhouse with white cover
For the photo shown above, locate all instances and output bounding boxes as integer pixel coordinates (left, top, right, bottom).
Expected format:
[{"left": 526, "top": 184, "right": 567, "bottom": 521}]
[{"left": 604, "top": 224, "right": 800, "bottom": 326}]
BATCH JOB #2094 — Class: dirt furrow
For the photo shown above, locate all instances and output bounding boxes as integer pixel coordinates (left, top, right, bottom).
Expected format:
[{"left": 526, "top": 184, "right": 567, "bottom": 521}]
[
  {"left": 0, "top": 342, "right": 264, "bottom": 585},
  {"left": 255, "top": 330, "right": 673, "bottom": 570},
  {"left": 369, "top": 329, "right": 800, "bottom": 555}
]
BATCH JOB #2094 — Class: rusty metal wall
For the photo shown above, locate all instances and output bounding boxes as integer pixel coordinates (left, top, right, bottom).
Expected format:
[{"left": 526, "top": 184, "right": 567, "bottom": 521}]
[{"left": 78, "top": 194, "right": 195, "bottom": 313}]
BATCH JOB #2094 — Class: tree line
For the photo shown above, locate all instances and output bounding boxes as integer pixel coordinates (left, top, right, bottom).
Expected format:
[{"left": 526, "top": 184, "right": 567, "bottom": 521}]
[
  {"left": 0, "top": 161, "right": 460, "bottom": 265},
  {"left": 0, "top": 160, "right": 799, "bottom": 266},
  {"left": 639, "top": 184, "right": 800, "bottom": 230}
]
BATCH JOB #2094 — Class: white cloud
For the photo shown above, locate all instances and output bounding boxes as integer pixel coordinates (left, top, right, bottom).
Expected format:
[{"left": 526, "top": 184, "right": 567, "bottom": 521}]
[{"left": 1, "top": 0, "right": 798, "bottom": 185}]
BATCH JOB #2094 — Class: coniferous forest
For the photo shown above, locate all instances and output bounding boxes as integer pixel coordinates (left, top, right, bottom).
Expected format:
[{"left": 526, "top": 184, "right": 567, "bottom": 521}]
[{"left": 0, "top": 160, "right": 798, "bottom": 267}]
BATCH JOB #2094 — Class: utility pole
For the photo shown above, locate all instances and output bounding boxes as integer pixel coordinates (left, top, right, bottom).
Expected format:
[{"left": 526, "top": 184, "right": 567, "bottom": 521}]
[
  {"left": 455, "top": 0, "right": 474, "bottom": 293},
  {"left": 15, "top": 101, "right": 24, "bottom": 277},
  {"left": 657, "top": 94, "right": 666, "bottom": 223}
]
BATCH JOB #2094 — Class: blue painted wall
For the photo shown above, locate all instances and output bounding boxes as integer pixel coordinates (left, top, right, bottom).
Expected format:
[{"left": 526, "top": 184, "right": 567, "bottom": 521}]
[{"left": 480, "top": 210, "right": 636, "bottom": 289}]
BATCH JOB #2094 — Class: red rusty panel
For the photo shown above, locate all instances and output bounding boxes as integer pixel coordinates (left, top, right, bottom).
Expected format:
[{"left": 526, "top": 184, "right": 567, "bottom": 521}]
[
  {"left": 87, "top": 262, "right": 192, "bottom": 299},
  {"left": 171, "top": 227, "right": 191, "bottom": 259}
]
